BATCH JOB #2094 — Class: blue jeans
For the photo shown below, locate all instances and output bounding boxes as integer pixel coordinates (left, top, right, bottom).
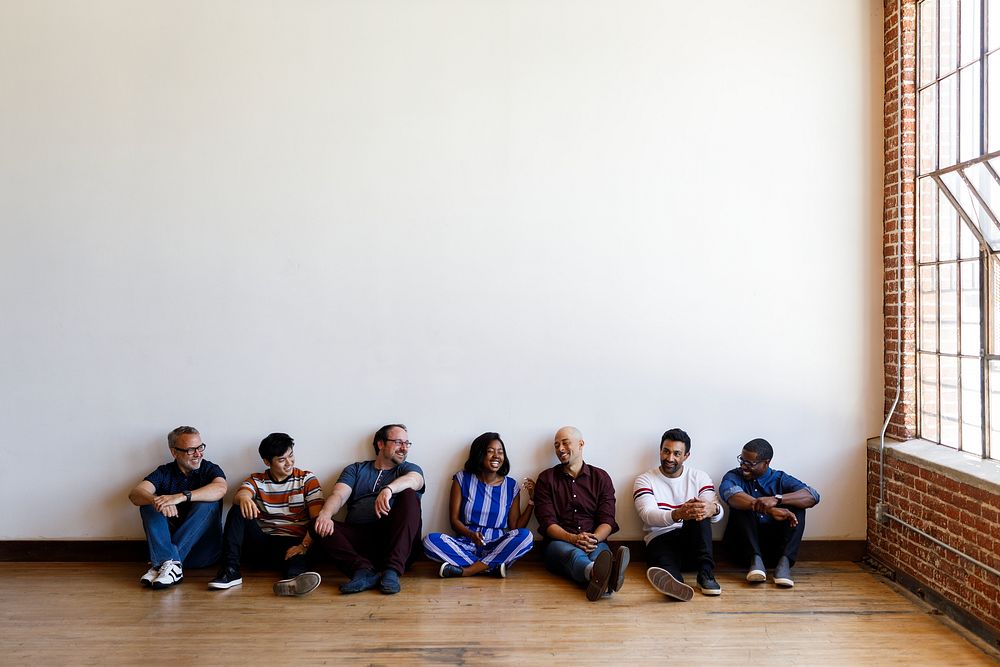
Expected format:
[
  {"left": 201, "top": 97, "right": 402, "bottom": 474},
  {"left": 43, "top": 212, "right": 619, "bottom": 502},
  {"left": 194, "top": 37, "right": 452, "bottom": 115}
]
[
  {"left": 140, "top": 501, "right": 222, "bottom": 568},
  {"left": 542, "top": 539, "right": 611, "bottom": 584}
]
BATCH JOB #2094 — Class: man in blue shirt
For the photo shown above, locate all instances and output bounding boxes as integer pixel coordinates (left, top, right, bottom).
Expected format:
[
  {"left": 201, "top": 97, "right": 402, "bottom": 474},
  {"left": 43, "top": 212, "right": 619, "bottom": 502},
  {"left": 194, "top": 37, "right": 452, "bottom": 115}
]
[
  {"left": 718, "top": 438, "right": 820, "bottom": 588},
  {"left": 128, "top": 426, "right": 227, "bottom": 589},
  {"left": 313, "top": 424, "right": 424, "bottom": 595}
]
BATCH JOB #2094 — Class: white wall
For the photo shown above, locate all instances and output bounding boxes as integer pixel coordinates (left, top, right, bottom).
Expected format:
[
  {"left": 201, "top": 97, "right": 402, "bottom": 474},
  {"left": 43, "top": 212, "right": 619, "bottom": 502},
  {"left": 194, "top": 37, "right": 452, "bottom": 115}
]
[{"left": 0, "top": 1, "right": 885, "bottom": 540}]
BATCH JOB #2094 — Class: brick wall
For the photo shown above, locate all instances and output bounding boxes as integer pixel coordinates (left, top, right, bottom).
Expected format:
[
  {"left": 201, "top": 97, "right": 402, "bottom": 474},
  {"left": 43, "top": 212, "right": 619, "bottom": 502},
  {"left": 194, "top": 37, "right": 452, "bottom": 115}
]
[
  {"left": 874, "top": 0, "right": 1000, "bottom": 641},
  {"left": 883, "top": 0, "right": 917, "bottom": 440},
  {"left": 867, "top": 445, "right": 1000, "bottom": 636}
]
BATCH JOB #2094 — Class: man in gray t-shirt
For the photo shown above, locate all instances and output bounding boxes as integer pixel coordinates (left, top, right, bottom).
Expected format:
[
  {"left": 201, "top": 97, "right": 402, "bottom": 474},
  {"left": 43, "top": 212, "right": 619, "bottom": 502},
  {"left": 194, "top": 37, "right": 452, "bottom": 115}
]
[{"left": 314, "top": 424, "right": 424, "bottom": 594}]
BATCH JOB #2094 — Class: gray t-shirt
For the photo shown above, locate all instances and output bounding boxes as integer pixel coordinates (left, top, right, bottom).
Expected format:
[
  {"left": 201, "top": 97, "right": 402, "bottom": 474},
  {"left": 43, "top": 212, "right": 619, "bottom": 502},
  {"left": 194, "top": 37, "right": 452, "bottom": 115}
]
[{"left": 337, "top": 460, "right": 425, "bottom": 524}]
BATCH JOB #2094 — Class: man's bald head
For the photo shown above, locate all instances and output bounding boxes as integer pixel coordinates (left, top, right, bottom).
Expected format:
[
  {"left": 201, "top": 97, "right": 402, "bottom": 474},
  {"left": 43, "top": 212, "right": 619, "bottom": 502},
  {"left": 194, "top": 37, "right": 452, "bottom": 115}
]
[
  {"left": 554, "top": 426, "right": 582, "bottom": 442},
  {"left": 553, "top": 426, "right": 585, "bottom": 468}
]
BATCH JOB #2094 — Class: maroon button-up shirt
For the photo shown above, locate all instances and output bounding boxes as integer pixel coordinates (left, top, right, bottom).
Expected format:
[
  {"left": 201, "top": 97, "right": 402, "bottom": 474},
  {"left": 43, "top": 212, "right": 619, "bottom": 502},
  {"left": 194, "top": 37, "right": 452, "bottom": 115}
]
[{"left": 534, "top": 462, "right": 619, "bottom": 537}]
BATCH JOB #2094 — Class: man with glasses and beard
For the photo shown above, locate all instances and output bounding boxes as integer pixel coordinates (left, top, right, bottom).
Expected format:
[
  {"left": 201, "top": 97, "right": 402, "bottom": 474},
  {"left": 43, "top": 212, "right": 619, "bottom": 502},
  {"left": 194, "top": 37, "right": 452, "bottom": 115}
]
[
  {"left": 128, "top": 426, "right": 227, "bottom": 590},
  {"left": 313, "top": 424, "right": 424, "bottom": 595},
  {"left": 719, "top": 438, "right": 820, "bottom": 588}
]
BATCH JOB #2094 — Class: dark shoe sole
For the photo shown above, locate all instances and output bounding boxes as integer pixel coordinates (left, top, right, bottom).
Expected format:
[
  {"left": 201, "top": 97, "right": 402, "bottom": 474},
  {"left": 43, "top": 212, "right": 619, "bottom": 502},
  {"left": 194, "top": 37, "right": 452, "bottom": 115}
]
[
  {"left": 646, "top": 567, "right": 694, "bottom": 601},
  {"left": 607, "top": 546, "right": 630, "bottom": 594},
  {"left": 274, "top": 572, "right": 321, "bottom": 596},
  {"left": 586, "top": 550, "right": 613, "bottom": 602},
  {"left": 151, "top": 576, "right": 183, "bottom": 590}
]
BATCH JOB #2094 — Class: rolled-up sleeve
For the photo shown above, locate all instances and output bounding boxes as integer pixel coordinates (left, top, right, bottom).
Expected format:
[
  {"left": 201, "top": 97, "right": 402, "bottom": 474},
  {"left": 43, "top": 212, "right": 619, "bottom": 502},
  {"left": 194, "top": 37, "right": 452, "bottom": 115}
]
[
  {"left": 718, "top": 469, "right": 744, "bottom": 503},
  {"left": 778, "top": 472, "right": 820, "bottom": 504}
]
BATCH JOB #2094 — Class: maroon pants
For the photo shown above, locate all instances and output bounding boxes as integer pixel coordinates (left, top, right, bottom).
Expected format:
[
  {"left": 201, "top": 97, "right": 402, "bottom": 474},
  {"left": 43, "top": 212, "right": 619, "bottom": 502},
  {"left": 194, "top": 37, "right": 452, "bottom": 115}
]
[{"left": 316, "top": 488, "right": 422, "bottom": 575}]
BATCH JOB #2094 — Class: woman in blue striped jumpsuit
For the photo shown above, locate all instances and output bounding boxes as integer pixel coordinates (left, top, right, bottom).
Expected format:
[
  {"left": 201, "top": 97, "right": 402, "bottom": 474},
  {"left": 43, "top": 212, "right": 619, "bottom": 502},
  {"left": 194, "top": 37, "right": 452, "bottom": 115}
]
[{"left": 423, "top": 432, "right": 535, "bottom": 577}]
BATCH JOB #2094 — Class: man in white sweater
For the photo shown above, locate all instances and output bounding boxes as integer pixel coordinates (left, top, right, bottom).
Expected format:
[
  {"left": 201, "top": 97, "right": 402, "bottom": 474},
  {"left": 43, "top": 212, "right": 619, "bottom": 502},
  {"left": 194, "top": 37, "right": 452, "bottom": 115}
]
[{"left": 633, "top": 427, "right": 723, "bottom": 600}]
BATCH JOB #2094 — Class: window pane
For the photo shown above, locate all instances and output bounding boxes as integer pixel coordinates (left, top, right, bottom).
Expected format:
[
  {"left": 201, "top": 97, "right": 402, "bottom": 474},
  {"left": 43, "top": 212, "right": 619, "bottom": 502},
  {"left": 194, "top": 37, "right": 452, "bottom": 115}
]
[
  {"left": 939, "top": 174, "right": 960, "bottom": 259},
  {"left": 961, "top": 0, "right": 983, "bottom": 66},
  {"left": 940, "top": 73, "right": 960, "bottom": 168},
  {"left": 962, "top": 356, "right": 984, "bottom": 454},
  {"left": 941, "top": 262, "right": 960, "bottom": 354},
  {"left": 920, "top": 86, "right": 939, "bottom": 174},
  {"left": 921, "top": 177, "right": 940, "bottom": 261},
  {"left": 990, "top": 0, "right": 1000, "bottom": 50},
  {"left": 989, "top": 360, "right": 1000, "bottom": 457},
  {"left": 960, "top": 216, "right": 980, "bottom": 258},
  {"left": 988, "top": 52, "right": 1000, "bottom": 152},
  {"left": 991, "top": 255, "right": 1000, "bottom": 353},
  {"left": 941, "top": 170, "right": 1000, "bottom": 249},
  {"left": 959, "top": 63, "right": 982, "bottom": 161},
  {"left": 940, "top": 355, "right": 961, "bottom": 447},
  {"left": 921, "top": 265, "right": 940, "bottom": 351},
  {"left": 961, "top": 260, "right": 982, "bottom": 355},
  {"left": 922, "top": 0, "right": 940, "bottom": 85},
  {"left": 941, "top": 0, "right": 960, "bottom": 75},
  {"left": 921, "top": 353, "right": 941, "bottom": 442}
]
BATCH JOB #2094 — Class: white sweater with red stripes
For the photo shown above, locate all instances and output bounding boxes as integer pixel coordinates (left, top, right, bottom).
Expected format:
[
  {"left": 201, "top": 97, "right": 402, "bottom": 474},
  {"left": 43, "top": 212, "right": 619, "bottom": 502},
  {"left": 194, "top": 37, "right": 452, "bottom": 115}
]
[{"left": 632, "top": 465, "right": 723, "bottom": 544}]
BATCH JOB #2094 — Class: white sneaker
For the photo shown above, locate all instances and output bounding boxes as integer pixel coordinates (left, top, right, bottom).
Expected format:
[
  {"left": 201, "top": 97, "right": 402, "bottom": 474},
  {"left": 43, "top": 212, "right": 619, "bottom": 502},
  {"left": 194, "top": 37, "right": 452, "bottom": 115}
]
[
  {"left": 151, "top": 560, "right": 183, "bottom": 589},
  {"left": 140, "top": 564, "right": 159, "bottom": 587}
]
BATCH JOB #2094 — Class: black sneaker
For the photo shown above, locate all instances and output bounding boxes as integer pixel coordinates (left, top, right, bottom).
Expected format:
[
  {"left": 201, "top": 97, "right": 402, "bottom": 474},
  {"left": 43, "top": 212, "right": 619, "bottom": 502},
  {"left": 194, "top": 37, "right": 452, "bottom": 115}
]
[
  {"left": 697, "top": 571, "right": 722, "bottom": 596},
  {"left": 208, "top": 565, "right": 243, "bottom": 590}
]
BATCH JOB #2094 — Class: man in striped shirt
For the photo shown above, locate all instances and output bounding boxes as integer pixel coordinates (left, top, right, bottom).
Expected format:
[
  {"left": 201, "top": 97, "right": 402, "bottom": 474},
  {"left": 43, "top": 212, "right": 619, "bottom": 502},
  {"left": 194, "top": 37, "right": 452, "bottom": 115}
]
[
  {"left": 633, "top": 427, "right": 723, "bottom": 600},
  {"left": 209, "top": 432, "right": 325, "bottom": 595}
]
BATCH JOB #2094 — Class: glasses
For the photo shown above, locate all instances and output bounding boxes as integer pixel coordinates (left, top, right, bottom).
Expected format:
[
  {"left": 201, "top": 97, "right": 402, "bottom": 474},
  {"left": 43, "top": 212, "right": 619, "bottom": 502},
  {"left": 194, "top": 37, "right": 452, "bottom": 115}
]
[
  {"left": 385, "top": 438, "right": 412, "bottom": 448},
  {"left": 172, "top": 444, "right": 207, "bottom": 456},
  {"left": 737, "top": 455, "right": 767, "bottom": 468}
]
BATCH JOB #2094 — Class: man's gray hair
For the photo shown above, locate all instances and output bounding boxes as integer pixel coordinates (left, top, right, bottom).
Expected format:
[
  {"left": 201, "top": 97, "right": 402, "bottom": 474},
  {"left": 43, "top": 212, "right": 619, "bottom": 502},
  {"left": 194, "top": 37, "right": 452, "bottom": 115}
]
[{"left": 167, "top": 426, "right": 200, "bottom": 448}]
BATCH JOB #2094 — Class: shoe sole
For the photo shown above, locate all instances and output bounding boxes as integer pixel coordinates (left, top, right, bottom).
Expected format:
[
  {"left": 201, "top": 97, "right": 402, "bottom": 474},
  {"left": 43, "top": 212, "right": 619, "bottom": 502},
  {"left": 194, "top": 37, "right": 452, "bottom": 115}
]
[
  {"left": 607, "top": 546, "right": 630, "bottom": 594},
  {"left": 646, "top": 567, "right": 694, "bottom": 601},
  {"left": 208, "top": 578, "right": 243, "bottom": 590},
  {"left": 699, "top": 585, "right": 722, "bottom": 596},
  {"left": 746, "top": 569, "right": 766, "bottom": 583},
  {"left": 274, "top": 572, "right": 321, "bottom": 596},
  {"left": 151, "top": 575, "right": 182, "bottom": 590},
  {"left": 774, "top": 577, "right": 794, "bottom": 588},
  {"left": 586, "top": 550, "right": 613, "bottom": 601}
]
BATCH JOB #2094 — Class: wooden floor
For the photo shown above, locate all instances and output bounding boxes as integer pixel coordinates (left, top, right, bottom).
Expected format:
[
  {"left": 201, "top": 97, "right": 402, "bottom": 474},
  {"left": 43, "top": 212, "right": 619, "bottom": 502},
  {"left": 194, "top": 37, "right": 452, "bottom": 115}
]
[{"left": 0, "top": 561, "right": 996, "bottom": 666}]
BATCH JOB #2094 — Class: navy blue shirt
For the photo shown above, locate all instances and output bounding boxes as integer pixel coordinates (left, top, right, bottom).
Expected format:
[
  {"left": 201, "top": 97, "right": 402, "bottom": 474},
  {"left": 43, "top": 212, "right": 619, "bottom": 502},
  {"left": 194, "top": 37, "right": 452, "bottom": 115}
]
[
  {"left": 144, "top": 459, "right": 227, "bottom": 495},
  {"left": 719, "top": 466, "right": 820, "bottom": 524}
]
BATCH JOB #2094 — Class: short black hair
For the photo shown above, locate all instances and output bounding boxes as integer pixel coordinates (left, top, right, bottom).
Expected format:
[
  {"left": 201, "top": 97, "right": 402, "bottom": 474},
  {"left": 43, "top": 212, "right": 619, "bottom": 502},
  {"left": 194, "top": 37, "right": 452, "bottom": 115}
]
[
  {"left": 464, "top": 432, "right": 511, "bottom": 477},
  {"left": 373, "top": 423, "right": 407, "bottom": 454},
  {"left": 259, "top": 432, "right": 294, "bottom": 462},
  {"left": 742, "top": 437, "right": 773, "bottom": 461},
  {"left": 660, "top": 428, "right": 691, "bottom": 454}
]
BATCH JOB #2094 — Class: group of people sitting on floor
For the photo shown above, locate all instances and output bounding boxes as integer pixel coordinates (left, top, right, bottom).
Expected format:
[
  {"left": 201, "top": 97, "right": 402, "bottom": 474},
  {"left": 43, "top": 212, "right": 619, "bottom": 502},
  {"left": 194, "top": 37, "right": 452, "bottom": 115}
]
[{"left": 128, "top": 423, "right": 820, "bottom": 600}]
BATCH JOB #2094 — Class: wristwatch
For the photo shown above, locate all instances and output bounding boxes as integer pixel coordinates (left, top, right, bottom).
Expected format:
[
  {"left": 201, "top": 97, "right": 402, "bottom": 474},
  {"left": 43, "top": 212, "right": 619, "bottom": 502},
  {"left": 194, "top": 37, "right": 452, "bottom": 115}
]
[
  {"left": 774, "top": 494, "right": 783, "bottom": 504},
  {"left": 183, "top": 490, "right": 192, "bottom": 502}
]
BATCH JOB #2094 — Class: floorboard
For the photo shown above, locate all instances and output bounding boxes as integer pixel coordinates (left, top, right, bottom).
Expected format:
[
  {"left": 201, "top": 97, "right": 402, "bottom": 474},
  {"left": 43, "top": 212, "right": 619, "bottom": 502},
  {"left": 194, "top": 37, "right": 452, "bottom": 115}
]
[{"left": 0, "top": 561, "right": 996, "bottom": 666}]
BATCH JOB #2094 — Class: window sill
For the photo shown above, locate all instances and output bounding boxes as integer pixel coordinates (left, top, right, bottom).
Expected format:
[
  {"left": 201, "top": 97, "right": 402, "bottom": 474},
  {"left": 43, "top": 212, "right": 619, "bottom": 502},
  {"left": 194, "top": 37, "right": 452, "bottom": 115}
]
[{"left": 867, "top": 437, "right": 1000, "bottom": 495}]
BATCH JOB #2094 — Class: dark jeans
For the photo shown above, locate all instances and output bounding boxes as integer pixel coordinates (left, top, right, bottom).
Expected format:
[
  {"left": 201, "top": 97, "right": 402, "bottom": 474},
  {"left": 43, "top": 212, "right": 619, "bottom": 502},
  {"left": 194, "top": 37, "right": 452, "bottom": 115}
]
[
  {"left": 314, "top": 488, "right": 422, "bottom": 576},
  {"left": 645, "top": 518, "right": 715, "bottom": 582},
  {"left": 723, "top": 507, "right": 806, "bottom": 567},
  {"left": 220, "top": 507, "right": 311, "bottom": 579}
]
